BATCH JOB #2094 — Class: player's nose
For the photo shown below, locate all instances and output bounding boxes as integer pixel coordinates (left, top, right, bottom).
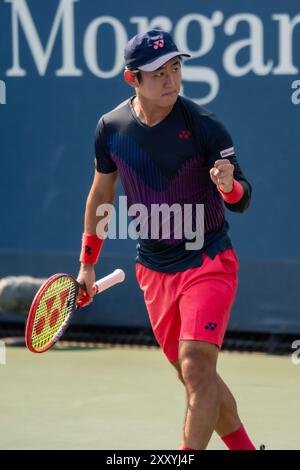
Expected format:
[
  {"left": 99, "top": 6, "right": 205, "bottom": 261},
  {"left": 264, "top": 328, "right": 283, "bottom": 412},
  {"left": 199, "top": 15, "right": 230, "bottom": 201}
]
[{"left": 163, "top": 71, "right": 174, "bottom": 87}]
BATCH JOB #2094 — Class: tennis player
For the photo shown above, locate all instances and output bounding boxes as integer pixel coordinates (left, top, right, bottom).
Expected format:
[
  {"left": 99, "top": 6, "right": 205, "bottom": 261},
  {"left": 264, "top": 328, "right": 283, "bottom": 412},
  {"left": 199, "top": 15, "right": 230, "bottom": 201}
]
[{"left": 77, "top": 29, "right": 256, "bottom": 450}]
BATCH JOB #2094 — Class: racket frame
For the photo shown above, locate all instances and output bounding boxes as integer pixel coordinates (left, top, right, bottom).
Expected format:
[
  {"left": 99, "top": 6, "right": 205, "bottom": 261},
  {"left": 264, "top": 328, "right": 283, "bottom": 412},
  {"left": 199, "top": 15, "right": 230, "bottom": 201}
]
[
  {"left": 25, "top": 273, "right": 79, "bottom": 353},
  {"left": 25, "top": 268, "right": 125, "bottom": 353}
]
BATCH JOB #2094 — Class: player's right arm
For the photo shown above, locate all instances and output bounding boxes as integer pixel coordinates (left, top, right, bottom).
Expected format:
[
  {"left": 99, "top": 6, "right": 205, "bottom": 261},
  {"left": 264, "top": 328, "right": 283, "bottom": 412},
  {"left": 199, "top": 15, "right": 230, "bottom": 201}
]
[
  {"left": 77, "top": 169, "right": 118, "bottom": 299},
  {"left": 204, "top": 116, "right": 252, "bottom": 213},
  {"left": 77, "top": 117, "right": 119, "bottom": 302},
  {"left": 83, "top": 169, "right": 119, "bottom": 236}
]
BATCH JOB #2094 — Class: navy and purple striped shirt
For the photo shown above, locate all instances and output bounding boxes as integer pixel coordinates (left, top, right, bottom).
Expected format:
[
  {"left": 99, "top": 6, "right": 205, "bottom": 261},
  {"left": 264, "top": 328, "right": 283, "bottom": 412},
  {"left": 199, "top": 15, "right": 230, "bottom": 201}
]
[{"left": 95, "top": 95, "right": 251, "bottom": 273}]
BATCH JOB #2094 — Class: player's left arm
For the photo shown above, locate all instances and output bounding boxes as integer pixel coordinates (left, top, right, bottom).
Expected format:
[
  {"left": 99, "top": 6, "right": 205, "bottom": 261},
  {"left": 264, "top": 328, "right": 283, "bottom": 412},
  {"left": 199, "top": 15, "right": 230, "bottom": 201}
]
[{"left": 206, "top": 118, "right": 252, "bottom": 213}]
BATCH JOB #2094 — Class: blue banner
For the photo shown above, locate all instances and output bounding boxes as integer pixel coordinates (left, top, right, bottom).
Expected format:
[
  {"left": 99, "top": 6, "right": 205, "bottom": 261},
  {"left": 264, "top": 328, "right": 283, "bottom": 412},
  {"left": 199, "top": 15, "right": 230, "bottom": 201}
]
[{"left": 1, "top": 0, "right": 299, "bottom": 331}]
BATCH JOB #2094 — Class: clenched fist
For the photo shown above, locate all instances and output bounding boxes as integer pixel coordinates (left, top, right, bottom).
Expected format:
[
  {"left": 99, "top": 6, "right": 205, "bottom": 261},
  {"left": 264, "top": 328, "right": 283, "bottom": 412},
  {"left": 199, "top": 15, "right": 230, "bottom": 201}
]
[{"left": 210, "top": 159, "right": 234, "bottom": 193}]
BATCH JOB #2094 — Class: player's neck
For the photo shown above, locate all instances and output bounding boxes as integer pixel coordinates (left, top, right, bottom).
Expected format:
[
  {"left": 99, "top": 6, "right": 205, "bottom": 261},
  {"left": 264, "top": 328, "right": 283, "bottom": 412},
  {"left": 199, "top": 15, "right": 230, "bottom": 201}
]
[{"left": 132, "top": 95, "right": 174, "bottom": 127}]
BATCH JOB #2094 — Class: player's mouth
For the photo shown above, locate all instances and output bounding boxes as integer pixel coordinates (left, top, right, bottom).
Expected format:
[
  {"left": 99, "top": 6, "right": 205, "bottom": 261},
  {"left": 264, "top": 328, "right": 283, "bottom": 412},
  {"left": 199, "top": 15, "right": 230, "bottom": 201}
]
[{"left": 162, "top": 91, "right": 177, "bottom": 96}]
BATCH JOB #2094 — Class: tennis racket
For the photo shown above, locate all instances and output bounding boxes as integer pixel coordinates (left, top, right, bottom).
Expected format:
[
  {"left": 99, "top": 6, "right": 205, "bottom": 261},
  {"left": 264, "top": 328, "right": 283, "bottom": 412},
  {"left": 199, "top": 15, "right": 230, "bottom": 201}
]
[{"left": 25, "top": 269, "right": 125, "bottom": 353}]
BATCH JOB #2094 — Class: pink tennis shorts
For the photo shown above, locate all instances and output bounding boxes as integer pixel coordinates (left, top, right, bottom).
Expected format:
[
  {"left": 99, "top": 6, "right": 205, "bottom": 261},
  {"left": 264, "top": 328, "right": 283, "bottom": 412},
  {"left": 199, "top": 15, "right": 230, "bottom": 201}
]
[{"left": 136, "top": 248, "right": 239, "bottom": 362}]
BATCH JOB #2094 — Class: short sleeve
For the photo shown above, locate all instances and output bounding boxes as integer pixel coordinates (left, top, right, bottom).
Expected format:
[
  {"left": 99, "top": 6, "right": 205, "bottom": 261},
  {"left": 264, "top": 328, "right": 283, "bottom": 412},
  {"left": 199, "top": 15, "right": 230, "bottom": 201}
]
[
  {"left": 94, "top": 118, "right": 117, "bottom": 173},
  {"left": 205, "top": 117, "right": 238, "bottom": 167}
]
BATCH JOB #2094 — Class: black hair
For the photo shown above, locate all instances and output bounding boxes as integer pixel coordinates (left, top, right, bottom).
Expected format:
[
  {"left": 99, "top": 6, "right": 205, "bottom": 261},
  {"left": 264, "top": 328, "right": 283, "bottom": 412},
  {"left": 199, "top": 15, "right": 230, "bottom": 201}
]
[{"left": 136, "top": 71, "right": 142, "bottom": 83}]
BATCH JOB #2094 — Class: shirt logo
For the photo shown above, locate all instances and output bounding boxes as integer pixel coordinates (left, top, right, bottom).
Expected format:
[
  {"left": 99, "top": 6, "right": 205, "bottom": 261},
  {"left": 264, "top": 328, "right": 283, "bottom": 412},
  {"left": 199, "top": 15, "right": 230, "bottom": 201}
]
[
  {"left": 179, "top": 130, "right": 191, "bottom": 140},
  {"left": 220, "top": 147, "right": 235, "bottom": 158}
]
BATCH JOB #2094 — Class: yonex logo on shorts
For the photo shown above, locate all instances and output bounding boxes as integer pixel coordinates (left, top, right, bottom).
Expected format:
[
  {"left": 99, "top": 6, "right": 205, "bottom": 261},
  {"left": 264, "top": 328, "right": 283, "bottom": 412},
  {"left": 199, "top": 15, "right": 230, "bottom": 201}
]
[
  {"left": 220, "top": 147, "right": 235, "bottom": 158},
  {"left": 204, "top": 322, "right": 218, "bottom": 331}
]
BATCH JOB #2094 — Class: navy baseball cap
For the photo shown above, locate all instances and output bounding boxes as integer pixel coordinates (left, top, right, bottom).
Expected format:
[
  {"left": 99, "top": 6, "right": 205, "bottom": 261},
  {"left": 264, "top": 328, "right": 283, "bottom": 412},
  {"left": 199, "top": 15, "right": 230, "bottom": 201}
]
[{"left": 124, "top": 29, "right": 191, "bottom": 72}]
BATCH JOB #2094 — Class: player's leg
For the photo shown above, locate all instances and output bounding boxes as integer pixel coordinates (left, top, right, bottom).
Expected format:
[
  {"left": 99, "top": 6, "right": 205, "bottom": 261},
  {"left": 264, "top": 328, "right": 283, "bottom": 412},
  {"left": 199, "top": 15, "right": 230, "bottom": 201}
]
[
  {"left": 177, "top": 249, "right": 256, "bottom": 450},
  {"left": 175, "top": 345, "right": 256, "bottom": 450},
  {"left": 179, "top": 340, "right": 220, "bottom": 450},
  {"left": 171, "top": 359, "right": 241, "bottom": 437},
  {"left": 135, "top": 253, "right": 256, "bottom": 450},
  {"left": 214, "top": 374, "right": 241, "bottom": 436}
]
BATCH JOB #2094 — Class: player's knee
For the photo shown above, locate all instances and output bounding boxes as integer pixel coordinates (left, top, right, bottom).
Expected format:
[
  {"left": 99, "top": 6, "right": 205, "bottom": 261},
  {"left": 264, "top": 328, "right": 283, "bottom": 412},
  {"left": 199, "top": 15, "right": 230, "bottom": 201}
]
[
  {"left": 181, "top": 359, "right": 213, "bottom": 392},
  {"left": 180, "top": 347, "right": 217, "bottom": 392}
]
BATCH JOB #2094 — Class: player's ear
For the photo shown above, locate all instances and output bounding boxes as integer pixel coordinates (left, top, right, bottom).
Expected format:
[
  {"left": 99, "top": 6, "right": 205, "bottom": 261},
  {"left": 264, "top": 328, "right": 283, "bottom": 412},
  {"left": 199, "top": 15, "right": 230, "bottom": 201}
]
[{"left": 124, "top": 70, "right": 138, "bottom": 88}]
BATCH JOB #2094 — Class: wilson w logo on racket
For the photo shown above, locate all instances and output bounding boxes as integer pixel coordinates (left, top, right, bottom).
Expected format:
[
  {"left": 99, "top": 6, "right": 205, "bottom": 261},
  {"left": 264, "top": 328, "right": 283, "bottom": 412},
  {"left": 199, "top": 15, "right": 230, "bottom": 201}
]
[{"left": 25, "top": 269, "right": 125, "bottom": 353}]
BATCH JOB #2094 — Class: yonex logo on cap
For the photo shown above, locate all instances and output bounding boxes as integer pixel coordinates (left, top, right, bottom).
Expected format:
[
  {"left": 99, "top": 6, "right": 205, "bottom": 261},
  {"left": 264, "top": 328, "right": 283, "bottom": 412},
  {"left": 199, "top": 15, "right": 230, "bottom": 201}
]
[{"left": 153, "top": 40, "right": 164, "bottom": 50}]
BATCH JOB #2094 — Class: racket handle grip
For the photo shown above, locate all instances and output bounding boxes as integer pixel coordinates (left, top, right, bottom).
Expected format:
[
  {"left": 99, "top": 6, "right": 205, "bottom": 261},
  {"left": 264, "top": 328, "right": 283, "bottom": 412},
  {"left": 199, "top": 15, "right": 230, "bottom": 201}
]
[{"left": 94, "top": 269, "right": 125, "bottom": 294}]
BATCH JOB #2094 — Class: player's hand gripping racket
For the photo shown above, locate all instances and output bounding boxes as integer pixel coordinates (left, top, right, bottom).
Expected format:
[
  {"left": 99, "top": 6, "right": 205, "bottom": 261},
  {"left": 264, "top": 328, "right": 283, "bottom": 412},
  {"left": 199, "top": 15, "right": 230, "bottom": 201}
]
[{"left": 25, "top": 269, "right": 125, "bottom": 353}]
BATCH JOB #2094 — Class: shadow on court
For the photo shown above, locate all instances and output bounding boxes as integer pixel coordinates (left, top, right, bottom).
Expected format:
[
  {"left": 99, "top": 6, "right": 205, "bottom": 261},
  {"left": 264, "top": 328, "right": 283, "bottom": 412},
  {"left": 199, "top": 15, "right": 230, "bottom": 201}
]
[{"left": 0, "top": 347, "right": 299, "bottom": 450}]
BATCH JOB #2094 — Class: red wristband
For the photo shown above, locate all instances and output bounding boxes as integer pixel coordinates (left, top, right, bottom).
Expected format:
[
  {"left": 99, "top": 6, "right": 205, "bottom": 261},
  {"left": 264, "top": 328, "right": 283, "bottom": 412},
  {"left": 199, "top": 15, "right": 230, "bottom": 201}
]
[
  {"left": 79, "top": 233, "right": 104, "bottom": 264},
  {"left": 217, "top": 179, "right": 244, "bottom": 204}
]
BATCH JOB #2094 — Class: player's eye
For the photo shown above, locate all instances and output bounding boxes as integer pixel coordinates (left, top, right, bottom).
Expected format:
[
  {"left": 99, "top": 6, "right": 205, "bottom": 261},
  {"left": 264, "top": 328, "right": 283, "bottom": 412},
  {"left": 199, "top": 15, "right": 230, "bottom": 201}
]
[{"left": 153, "top": 71, "right": 164, "bottom": 77}]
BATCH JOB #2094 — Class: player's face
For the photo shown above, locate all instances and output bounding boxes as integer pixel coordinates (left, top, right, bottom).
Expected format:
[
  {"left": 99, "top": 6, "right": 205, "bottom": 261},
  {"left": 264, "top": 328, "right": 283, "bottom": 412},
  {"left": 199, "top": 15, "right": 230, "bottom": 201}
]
[{"left": 137, "top": 58, "right": 182, "bottom": 107}]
